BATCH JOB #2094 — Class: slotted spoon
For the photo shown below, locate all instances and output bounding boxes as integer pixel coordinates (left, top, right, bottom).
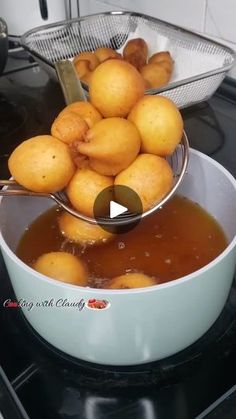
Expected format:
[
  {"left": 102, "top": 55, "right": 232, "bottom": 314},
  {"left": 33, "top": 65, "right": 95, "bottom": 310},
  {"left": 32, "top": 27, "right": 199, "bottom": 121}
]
[{"left": 0, "top": 60, "right": 189, "bottom": 226}]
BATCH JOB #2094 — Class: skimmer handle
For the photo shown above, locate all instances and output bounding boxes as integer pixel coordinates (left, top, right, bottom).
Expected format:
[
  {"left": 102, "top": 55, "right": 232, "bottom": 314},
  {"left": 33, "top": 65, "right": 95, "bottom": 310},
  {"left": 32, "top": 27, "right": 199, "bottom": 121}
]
[{"left": 55, "top": 60, "right": 87, "bottom": 104}]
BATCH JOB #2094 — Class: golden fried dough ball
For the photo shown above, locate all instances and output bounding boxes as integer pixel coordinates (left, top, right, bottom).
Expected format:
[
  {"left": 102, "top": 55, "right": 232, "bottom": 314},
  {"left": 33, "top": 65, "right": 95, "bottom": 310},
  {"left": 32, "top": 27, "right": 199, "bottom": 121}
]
[
  {"left": 94, "top": 47, "right": 122, "bottom": 63},
  {"left": 148, "top": 51, "right": 174, "bottom": 76},
  {"left": 89, "top": 59, "right": 145, "bottom": 118},
  {"left": 34, "top": 251, "right": 88, "bottom": 286},
  {"left": 128, "top": 95, "right": 183, "bottom": 156},
  {"left": 115, "top": 154, "right": 173, "bottom": 212},
  {"left": 8, "top": 135, "right": 75, "bottom": 193},
  {"left": 58, "top": 211, "right": 113, "bottom": 245},
  {"left": 73, "top": 51, "right": 99, "bottom": 71},
  {"left": 77, "top": 117, "right": 141, "bottom": 176},
  {"left": 140, "top": 63, "right": 170, "bottom": 89},
  {"left": 124, "top": 51, "right": 147, "bottom": 71},
  {"left": 68, "top": 146, "right": 89, "bottom": 169},
  {"left": 123, "top": 38, "right": 148, "bottom": 60},
  {"left": 67, "top": 166, "right": 113, "bottom": 217},
  {"left": 123, "top": 38, "right": 148, "bottom": 71},
  {"left": 74, "top": 59, "right": 91, "bottom": 78},
  {"left": 158, "top": 59, "right": 173, "bottom": 75},
  {"left": 51, "top": 111, "right": 89, "bottom": 144},
  {"left": 108, "top": 273, "right": 156, "bottom": 289},
  {"left": 149, "top": 51, "right": 172, "bottom": 65},
  {"left": 61, "top": 101, "right": 102, "bottom": 128},
  {"left": 88, "top": 158, "right": 126, "bottom": 178}
]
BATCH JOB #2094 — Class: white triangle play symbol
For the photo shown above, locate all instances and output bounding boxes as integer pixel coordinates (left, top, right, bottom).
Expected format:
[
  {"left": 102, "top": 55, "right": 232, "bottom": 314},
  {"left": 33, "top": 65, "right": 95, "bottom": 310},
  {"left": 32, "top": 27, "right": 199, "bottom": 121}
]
[{"left": 109, "top": 200, "right": 128, "bottom": 219}]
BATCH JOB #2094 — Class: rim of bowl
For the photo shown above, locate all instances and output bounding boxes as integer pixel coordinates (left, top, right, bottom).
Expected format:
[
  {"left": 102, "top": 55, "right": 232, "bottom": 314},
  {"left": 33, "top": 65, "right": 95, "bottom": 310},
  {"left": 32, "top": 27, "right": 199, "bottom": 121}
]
[{"left": 0, "top": 148, "right": 236, "bottom": 295}]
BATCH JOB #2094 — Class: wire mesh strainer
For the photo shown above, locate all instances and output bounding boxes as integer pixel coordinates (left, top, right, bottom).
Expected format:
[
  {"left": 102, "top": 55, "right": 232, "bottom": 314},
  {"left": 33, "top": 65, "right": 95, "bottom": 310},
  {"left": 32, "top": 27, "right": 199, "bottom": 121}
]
[{"left": 21, "top": 11, "right": 235, "bottom": 109}]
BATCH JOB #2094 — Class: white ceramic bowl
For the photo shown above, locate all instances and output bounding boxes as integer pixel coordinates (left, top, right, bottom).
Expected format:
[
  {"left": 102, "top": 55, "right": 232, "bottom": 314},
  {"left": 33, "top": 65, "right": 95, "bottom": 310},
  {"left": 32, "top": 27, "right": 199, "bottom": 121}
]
[{"left": 0, "top": 148, "right": 236, "bottom": 366}]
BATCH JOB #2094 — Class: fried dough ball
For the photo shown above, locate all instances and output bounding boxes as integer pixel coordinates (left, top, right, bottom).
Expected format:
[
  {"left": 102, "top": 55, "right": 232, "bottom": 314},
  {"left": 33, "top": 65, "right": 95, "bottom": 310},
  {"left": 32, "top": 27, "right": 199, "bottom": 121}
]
[
  {"left": 115, "top": 154, "right": 173, "bottom": 212},
  {"left": 77, "top": 117, "right": 141, "bottom": 176},
  {"left": 123, "top": 38, "right": 148, "bottom": 71},
  {"left": 73, "top": 59, "right": 94, "bottom": 86},
  {"left": 157, "top": 59, "right": 173, "bottom": 75},
  {"left": 60, "top": 101, "right": 102, "bottom": 128},
  {"left": 94, "top": 47, "right": 122, "bottom": 63},
  {"left": 140, "top": 63, "right": 171, "bottom": 89},
  {"left": 124, "top": 51, "right": 147, "bottom": 71},
  {"left": 58, "top": 211, "right": 113, "bottom": 245},
  {"left": 73, "top": 51, "right": 99, "bottom": 71},
  {"left": 8, "top": 135, "right": 75, "bottom": 193},
  {"left": 108, "top": 273, "right": 156, "bottom": 289},
  {"left": 128, "top": 95, "right": 183, "bottom": 156},
  {"left": 89, "top": 59, "right": 145, "bottom": 117},
  {"left": 123, "top": 38, "right": 148, "bottom": 70},
  {"left": 51, "top": 111, "right": 89, "bottom": 144},
  {"left": 123, "top": 38, "right": 148, "bottom": 57},
  {"left": 34, "top": 251, "right": 88, "bottom": 286},
  {"left": 68, "top": 146, "right": 88, "bottom": 169},
  {"left": 74, "top": 59, "right": 91, "bottom": 78},
  {"left": 148, "top": 51, "right": 174, "bottom": 76},
  {"left": 67, "top": 166, "right": 113, "bottom": 217},
  {"left": 149, "top": 51, "right": 172, "bottom": 65}
]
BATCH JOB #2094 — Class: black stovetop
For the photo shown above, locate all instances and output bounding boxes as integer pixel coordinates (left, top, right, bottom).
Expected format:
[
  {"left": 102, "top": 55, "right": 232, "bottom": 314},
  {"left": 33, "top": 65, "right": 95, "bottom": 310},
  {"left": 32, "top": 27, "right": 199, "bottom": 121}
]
[{"left": 1, "top": 51, "right": 236, "bottom": 419}]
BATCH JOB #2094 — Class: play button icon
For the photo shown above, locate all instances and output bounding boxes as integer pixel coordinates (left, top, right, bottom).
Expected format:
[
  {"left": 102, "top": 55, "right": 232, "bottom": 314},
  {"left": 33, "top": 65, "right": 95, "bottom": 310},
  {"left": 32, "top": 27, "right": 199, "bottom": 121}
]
[
  {"left": 93, "top": 185, "right": 143, "bottom": 233},
  {"left": 110, "top": 201, "right": 128, "bottom": 219}
]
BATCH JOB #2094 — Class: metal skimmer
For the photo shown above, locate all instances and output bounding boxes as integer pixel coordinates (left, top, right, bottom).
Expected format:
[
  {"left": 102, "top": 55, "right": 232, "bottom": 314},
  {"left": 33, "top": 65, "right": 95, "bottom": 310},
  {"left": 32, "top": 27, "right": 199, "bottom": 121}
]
[{"left": 0, "top": 60, "right": 189, "bottom": 226}]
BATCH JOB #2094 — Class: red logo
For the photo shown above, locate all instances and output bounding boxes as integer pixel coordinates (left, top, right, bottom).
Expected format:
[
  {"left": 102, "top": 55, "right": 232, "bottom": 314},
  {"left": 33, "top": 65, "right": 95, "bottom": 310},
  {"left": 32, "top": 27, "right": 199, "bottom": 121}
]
[
  {"left": 3, "top": 300, "right": 19, "bottom": 308},
  {"left": 86, "top": 299, "right": 110, "bottom": 310}
]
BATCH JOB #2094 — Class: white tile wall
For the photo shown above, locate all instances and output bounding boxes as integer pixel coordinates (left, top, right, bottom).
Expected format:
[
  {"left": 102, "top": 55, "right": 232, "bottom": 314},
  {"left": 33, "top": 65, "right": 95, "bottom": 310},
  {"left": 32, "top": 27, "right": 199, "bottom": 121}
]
[
  {"left": 78, "top": 0, "right": 125, "bottom": 16},
  {"left": 78, "top": 0, "right": 236, "bottom": 78},
  {"left": 79, "top": 0, "right": 206, "bottom": 32},
  {"left": 204, "top": 0, "right": 236, "bottom": 77},
  {"left": 205, "top": 0, "right": 236, "bottom": 43}
]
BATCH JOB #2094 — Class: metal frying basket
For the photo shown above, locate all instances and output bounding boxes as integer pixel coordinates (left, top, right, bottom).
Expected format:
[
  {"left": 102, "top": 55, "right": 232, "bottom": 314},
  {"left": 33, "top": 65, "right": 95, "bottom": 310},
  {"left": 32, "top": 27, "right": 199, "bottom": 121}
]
[{"left": 21, "top": 11, "right": 235, "bottom": 108}]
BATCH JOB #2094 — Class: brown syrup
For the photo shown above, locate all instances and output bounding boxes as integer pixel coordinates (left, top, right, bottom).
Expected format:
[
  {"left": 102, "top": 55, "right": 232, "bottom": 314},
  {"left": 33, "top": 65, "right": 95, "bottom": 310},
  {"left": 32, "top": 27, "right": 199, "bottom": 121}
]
[{"left": 16, "top": 195, "right": 228, "bottom": 288}]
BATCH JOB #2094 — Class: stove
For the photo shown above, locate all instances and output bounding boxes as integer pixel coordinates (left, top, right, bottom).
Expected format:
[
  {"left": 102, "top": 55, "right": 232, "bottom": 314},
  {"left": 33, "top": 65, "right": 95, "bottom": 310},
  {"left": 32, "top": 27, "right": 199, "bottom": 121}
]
[
  {"left": 0, "top": 49, "right": 65, "bottom": 179},
  {"left": 1, "top": 51, "right": 236, "bottom": 419}
]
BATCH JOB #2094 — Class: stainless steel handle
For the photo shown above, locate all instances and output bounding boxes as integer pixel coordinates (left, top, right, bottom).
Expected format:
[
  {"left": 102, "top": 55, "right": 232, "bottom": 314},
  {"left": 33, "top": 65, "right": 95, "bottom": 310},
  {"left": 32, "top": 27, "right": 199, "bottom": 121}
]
[
  {"left": 55, "top": 60, "right": 87, "bottom": 104},
  {"left": 0, "top": 180, "right": 49, "bottom": 198},
  {"left": 0, "top": 180, "right": 16, "bottom": 186}
]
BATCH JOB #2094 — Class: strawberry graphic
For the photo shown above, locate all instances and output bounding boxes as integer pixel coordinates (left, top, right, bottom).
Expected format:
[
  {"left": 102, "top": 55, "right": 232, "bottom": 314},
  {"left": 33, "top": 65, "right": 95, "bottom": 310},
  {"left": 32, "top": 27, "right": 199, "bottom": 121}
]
[
  {"left": 87, "top": 299, "right": 109, "bottom": 309},
  {"left": 7, "top": 301, "right": 18, "bottom": 308}
]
